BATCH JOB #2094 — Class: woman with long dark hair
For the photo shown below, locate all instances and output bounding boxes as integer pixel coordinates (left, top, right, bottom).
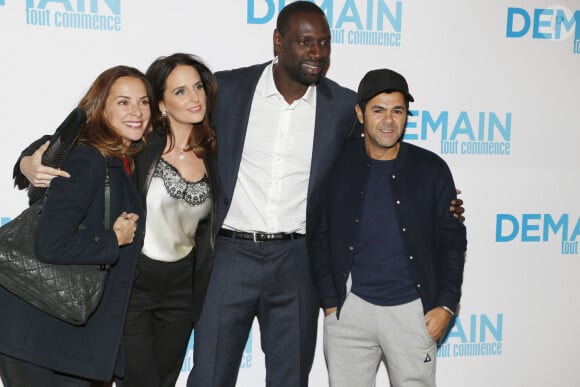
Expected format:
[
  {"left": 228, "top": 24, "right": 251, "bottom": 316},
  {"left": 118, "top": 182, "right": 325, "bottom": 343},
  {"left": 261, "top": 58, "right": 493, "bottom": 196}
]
[{"left": 118, "top": 53, "right": 218, "bottom": 387}]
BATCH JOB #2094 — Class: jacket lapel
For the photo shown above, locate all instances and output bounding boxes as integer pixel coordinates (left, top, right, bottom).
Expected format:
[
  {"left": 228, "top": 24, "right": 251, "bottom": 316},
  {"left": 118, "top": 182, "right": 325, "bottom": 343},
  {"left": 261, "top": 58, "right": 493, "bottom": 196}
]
[
  {"left": 216, "top": 63, "right": 268, "bottom": 197},
  {"left": 308, "top": 78, "right": 341, "bottom": 201}
]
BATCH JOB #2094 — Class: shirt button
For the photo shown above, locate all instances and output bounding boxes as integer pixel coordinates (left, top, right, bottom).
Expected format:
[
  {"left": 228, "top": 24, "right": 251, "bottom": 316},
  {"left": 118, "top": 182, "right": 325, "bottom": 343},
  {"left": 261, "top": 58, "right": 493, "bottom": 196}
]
[
  {"left": 409, "top": 256, "right": 414, "bottom": 260},
  {"left": 348, "top": 246, "right": 354, "bottom": 251},
  {"left": 416, "top": 283, "right": 421, "bottom": 288},
  {"left": 354, "top": 218, "right": 360, "bottom": 223},
  {"left": 402, "top": 228, "right": 407, "bottom": 232},
  {"left": 396, "top": 200, "right": 401, "bottom": 205},
  {"left": 392, "top": 174, "right": 396, "bottom": 179}
]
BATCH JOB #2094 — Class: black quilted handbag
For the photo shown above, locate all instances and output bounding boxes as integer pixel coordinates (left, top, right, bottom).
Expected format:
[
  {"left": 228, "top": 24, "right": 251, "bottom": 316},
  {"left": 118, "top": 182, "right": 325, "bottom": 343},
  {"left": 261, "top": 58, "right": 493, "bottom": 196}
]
[{"left": 0, "top": 158, "right": 111, "bottom": 326}]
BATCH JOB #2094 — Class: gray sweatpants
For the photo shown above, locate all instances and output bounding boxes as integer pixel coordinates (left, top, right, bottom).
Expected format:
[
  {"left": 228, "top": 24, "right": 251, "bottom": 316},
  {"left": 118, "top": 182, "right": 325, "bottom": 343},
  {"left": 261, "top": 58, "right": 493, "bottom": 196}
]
[{"left": 323, "top": 295, "right": 436, "bottom": 387}]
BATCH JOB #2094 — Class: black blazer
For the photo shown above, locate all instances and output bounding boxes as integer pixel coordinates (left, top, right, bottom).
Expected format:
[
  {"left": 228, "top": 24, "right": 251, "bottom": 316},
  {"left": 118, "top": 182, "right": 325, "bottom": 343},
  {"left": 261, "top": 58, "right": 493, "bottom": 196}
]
[
  {"left": 0, "top": 145, "right": 145, "bottom": 381},
  {"left": 213, "top": 62, "right": 357, "bottom": 282},
  {"left": 133, "top": 129, "right": 219, "bottom": 323}
]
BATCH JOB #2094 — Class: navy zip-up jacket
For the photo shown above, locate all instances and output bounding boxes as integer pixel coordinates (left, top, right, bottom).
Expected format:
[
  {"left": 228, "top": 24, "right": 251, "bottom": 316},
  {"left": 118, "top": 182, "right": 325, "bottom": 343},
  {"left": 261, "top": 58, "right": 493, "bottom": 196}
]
[{"left": 314, "top": 136, "right": 467, "bottom": 316}]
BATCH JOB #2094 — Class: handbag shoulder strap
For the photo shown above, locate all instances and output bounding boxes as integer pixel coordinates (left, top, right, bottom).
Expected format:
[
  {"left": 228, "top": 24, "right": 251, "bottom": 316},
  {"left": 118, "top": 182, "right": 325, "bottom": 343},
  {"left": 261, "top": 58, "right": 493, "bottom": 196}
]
[
  {"left": 99, "top": 159, "right": 112, "bottom": 271},
  {"left": 103, "top": 158, "right": 110, "bottom": 230}
]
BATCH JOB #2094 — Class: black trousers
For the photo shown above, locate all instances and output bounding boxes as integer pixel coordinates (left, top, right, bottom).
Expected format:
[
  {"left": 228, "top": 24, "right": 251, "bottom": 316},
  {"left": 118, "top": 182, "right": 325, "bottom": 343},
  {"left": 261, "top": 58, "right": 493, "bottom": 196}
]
[
  {"left": 187, "top": 236, "right": 320, "bottom": 387},
  {"left": 116, "top": 252, "right": 194, "bottom": 387},
  {"left": 0, "top": 353, "right": 91, "bottom": 387}
]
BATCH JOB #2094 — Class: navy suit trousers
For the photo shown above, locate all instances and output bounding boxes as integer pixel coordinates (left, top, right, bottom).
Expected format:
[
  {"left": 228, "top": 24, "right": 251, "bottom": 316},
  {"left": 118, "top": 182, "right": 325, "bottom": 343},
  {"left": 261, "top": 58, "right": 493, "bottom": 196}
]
[{"left": 187, "top": 235, "right": 319, "bottom": 387}]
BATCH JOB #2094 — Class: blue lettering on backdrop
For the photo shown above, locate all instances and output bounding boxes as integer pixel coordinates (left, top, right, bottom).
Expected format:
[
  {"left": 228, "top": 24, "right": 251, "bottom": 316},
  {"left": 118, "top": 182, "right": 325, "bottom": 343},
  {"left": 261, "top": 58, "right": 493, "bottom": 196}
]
[
  {"left": 247, "top": 0, "right": 281, "bottom": 24},
  {"left": 376, "top": 0, "right": 400, "bottom": 31},
  {"left": 335, "top": 0, "right": 363, "bottom": 29},
  {"left": 181, "top": 328, "right": 254, "bottom": 373},
  {"left": 24, "top": 0, "right": 121, "bottom": 31},
  {"left": 239, "top": 330, "right": 253, "bottom": 368},
  {"left": 438, "top": 314, "right": 504, "bottom": 358},
  {"left": 247, "top": 0, "right": 403, "bottom": 47},
  {"left": 1, "top": 218, "right": 10, "bottom": 226},
  {"left": 35, "top": 0, "right": 73, "bottom": 11},
  {"left": 496, "top": 214, "right": 580, "bottom": 255},
  {"left": 181, "top": 334, "right": 194, "bottom": 372},
  {"left": 27, "top": 0, "right": 119, "bottom": 13},
  {"left": 506, "top": 7, "right": 579, "bottom": 54},
  {"left": 404, "top": 110, "right": 512, "bottom": 156}
]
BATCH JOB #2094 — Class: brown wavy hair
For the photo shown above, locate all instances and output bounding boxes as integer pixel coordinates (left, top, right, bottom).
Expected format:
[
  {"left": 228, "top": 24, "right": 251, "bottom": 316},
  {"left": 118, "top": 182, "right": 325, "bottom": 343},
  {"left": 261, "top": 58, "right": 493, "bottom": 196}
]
[
  {"left": 77, "top": 65, "right": 154, "bottom": 168},
  {"left": 145, "top": 53, "right": 217, "bottom": 157}
]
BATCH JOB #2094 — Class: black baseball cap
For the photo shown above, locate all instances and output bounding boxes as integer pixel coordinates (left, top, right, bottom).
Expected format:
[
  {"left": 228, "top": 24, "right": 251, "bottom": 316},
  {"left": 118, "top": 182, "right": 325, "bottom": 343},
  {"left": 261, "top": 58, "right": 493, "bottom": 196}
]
[{"left": 357, "top": 68, "right": 414, "bottom": 103}]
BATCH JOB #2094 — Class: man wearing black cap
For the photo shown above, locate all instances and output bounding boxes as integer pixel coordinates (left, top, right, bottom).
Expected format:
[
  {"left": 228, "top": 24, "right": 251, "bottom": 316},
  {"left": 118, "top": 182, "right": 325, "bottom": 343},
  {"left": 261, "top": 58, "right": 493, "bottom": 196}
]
[{"left": 314, "top": 69, "right": 467, "bottom": 387}]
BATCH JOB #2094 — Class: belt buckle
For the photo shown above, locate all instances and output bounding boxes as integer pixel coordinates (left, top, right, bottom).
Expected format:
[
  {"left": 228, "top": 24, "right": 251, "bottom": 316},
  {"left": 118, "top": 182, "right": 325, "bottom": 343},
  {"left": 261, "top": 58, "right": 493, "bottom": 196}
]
[{"left": 252, "top": 232, "right": 259, "bottom": 243}]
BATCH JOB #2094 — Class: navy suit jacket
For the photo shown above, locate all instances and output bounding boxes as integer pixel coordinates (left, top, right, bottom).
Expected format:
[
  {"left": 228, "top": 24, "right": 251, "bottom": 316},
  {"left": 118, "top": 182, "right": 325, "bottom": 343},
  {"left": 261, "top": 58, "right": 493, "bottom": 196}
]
[
  {"left": 0, "top": 145, "right": 145, "bottom": 381},
  {"left": 212, "top": 61, "right": 357, "bottom": 281}
]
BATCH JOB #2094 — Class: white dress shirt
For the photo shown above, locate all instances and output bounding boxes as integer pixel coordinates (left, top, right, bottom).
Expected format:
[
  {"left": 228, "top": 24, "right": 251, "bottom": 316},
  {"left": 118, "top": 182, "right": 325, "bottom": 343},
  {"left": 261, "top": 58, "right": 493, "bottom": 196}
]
[{"left": 222, "top": 59, "right": 317, "bottom": 234}]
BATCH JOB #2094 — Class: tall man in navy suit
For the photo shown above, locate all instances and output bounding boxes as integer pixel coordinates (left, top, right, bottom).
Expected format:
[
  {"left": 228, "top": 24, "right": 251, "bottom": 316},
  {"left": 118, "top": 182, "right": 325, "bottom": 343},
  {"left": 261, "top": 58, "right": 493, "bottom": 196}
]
[
  {"left": 187, "top": 3, "right": 358, "bottom": 387},
  {"left": 188, "top": 3, "right": 464, "bottom": 387}
]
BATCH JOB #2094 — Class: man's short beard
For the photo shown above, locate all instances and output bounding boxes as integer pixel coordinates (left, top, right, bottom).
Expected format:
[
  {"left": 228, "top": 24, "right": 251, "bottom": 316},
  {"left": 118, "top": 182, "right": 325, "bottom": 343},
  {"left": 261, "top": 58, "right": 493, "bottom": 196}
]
[{"left": 288, "top": 63, "right": 323, "bottom": 86}]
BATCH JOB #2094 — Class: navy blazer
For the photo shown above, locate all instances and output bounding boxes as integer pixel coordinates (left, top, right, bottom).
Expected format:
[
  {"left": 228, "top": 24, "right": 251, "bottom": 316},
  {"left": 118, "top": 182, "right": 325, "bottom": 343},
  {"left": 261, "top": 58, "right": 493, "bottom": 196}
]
[
  {"left": 0, "top": 145, "right": 144, "bottom": 381},
  {"left": 133, "top": 129, "right": 219, "bottom": 323},
  {"left": 213, "top": 62, "right": 357, "bottom": 279},
  {"left": 314, "top": 137, "right": 467, "bottom": 316}
]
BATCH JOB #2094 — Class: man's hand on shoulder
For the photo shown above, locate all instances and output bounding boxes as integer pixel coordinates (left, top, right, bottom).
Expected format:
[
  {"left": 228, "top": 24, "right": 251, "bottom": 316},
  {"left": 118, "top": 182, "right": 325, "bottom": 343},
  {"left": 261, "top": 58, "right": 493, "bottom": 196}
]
[
  {"left": 450, "top": 189, "right": 465, "bottom": 222},
  {"left": 20, "top": 141, "right": 70, "bottom": 187}
]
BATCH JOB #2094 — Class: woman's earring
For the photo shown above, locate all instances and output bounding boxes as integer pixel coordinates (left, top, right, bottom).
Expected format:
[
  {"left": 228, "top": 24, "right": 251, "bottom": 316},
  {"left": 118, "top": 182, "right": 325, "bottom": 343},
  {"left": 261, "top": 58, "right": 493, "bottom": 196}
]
[{"left": 161, "top": 110, "right": 167, "bottom": 117}]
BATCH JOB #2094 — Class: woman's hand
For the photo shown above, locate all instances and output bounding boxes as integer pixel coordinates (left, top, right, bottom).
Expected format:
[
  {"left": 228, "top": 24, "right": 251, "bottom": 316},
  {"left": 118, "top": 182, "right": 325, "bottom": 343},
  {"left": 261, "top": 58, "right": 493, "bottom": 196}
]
[{"left": 113, "top": 212, "right": 139, "bottom": 246}]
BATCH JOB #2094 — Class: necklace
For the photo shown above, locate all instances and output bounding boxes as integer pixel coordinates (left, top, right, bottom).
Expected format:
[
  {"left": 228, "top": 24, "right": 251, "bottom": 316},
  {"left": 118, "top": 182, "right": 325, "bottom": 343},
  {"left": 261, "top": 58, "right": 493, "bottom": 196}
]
[{"left": 178, "top": 149, "right": 185, "bottom": 161}]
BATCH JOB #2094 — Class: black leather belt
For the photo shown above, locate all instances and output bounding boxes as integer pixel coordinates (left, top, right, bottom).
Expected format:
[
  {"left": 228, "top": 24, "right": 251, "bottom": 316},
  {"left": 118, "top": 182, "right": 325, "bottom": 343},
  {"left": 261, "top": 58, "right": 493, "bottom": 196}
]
[{"left": 218, "top": 228, "right": 305, "bottom": 242}]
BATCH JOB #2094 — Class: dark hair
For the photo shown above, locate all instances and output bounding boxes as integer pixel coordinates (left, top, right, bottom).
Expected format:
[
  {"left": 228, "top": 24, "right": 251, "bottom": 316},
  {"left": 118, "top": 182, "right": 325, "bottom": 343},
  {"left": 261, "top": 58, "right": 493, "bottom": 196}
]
[
  {"left": 146, "top": 53, "right": 217, "bottom": 157},
  {"left": 77, "top": 65, "right": 153, "bottom": 166},
  {"left": 276, "top": 1, "right": 326, "bottom": 36}
]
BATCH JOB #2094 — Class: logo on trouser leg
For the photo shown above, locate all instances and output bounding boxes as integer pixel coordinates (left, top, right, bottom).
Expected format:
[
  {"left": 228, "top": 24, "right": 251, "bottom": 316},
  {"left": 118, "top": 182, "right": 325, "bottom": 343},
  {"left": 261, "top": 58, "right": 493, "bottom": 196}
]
[{"left": 424, "top": 354, "right": 432, "bottom": 363}]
